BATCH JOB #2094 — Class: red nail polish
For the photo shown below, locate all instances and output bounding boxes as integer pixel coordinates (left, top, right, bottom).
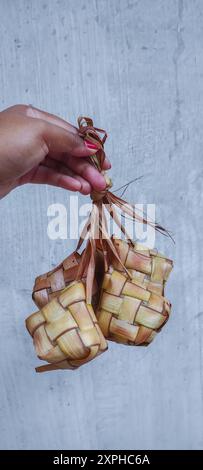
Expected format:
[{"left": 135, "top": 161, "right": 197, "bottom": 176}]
[{"left": 84, "top": 140, "right": 99, "bottom": 151}]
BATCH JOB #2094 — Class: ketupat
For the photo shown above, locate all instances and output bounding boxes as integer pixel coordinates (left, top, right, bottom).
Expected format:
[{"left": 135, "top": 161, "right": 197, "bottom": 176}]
[
  {"left": 26, "top": 116, "right": 173, "bottom": 372},
  {"left": 26, "top": 281, "right": 107, "bottom": 372},
  {"left": 96, "top": 238, "right": 173, "bottom": 345},
  {"left": 32, "top": 250, "right": 103, "bottom": 310}
]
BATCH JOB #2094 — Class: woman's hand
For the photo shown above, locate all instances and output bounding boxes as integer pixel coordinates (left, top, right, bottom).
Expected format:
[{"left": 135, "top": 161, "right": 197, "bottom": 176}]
[{"left": 0, "top": 105, "right": 111, "bottom": 199}]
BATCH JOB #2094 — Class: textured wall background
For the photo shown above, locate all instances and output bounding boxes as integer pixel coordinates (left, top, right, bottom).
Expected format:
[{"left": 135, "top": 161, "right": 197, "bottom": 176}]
[{"left": 0, "top": 0, "right": 202, "bottom": 450}]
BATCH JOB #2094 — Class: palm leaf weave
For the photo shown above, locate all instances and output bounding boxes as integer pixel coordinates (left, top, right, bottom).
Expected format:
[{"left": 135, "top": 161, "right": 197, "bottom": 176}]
[
  {"left": 26, "top": 117, "right": 173, "bottom": 372},
  {"left": 96, "top": 238, "right": 173, "bottom": 345}
]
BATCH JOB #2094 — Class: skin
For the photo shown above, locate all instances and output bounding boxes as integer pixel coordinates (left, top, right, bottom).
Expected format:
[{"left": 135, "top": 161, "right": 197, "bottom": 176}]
[{"left": 0, "top": 104, "right": 111, "bottom": 199}]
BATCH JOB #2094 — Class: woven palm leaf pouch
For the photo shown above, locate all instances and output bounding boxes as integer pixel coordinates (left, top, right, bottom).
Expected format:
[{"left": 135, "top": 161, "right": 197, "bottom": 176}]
[
  {"left": 97, "top": 238, "right": 173, "bottom": 346},
  {"left": 26, "top": 280, "right": 107, "bottom": 372},
  {"left": 32, "top": 250, "right": 103, "bottom": 310},
  {"left": 26, "top": 117, "right": 173, "bottom": 372}
]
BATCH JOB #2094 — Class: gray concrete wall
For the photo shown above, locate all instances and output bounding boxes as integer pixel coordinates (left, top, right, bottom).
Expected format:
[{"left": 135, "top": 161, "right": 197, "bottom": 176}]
[{"left": 0, "top": 0, "right": 202, "bottom": 450}]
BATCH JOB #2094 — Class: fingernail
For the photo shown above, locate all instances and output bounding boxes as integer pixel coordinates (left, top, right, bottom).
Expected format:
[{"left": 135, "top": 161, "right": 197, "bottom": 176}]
[{"left": 84, "top": 140, "right": 99, "bottom": 152}]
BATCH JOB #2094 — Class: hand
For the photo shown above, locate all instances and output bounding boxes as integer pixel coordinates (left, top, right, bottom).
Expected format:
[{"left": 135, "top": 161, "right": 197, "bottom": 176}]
[{"left": 0, "top": 105, "right": 111, "bottom": 199}]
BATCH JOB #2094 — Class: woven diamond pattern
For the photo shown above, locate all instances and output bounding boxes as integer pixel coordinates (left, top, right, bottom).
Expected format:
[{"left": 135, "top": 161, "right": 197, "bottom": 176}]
[
  {"left": 26, "top": 281, "right": 107, "bottom": 372},
  {"left": 32, "top": 252, "right": 100, "bottom": 310},
  {"left": 96, "top": 239, "right": 173, "bottom": 346}
]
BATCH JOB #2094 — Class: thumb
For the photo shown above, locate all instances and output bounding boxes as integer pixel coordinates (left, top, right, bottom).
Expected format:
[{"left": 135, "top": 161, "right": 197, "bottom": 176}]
[{"left": 38, "top": 119, "right": 99, "bottom": 158}]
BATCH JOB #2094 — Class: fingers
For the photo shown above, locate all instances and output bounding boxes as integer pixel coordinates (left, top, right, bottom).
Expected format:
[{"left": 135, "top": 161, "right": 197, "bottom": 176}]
[
  {"left": 4, "top": 104, "right": 112, "bottom": 168},
  {"left": 26, "top": 106, "right": 111, "bottom": 169},
  {"left": 3, "top": 105, "right": 111, "bottom": 194},
  {"left": 43, "top": 157, "right": 91, "bottom": 195},
  {"left": 25, "top": 105, "right": 79, "bottom": 135},
  {"left": 36, "top": 119, "right": 100, "bottom": 158},
  {"left": 20, "top": 155, "right": 111, "bottom": 194},
  {"left": 6, "top": 104, "right": 78, "bottom": 135},
  {"left": 48, "top": 152, "right": 111, "bottom": 191},
  {"left": 103, "top": 156, "right": 111, "bottom": 170},
  {"left": 72, "top": 175, "right": 91, "bottom": 195},
  {"left": 20, "top": 165, "right": 82, "bottom": 192},
  {"left": 60, "top": 154, "right": 108, "bottom": 191},
  {"left": 43, "top": 156, "right": 111, "bottom": 194}
]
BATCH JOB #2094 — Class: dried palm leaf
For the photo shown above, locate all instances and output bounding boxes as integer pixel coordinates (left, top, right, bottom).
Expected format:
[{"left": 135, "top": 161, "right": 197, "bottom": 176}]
[
  {"left": 32, "top": 250, "right": 103, "bottom": 310},
  {"left": 26, "top": 116, "right": 173, "bottom": 372},
  {"left": 26, "top": 281, "right": 107, "bottom": 372},
  {"left": 96, "top": 238, "right": 173, "bottom": 346}
]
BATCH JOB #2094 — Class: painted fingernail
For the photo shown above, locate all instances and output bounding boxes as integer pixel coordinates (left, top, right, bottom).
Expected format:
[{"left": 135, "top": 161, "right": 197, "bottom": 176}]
[{"left": 84, "top": 140, "right": 99, "bottom": 151}]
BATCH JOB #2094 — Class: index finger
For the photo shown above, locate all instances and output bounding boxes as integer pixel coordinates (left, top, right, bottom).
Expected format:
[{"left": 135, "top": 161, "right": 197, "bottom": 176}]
[{"left": 26, "top": 105, "right": 78, "bottom": 134}]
